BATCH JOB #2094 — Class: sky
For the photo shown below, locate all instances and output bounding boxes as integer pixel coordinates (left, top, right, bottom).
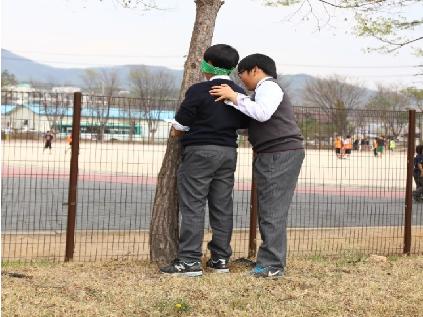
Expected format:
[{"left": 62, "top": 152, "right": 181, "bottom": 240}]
[{"left": 1, "top": 0, "right": 422, "bottom": 89}]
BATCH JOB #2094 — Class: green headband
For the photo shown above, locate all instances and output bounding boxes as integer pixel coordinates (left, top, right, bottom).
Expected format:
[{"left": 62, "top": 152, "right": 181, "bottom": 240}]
[{"left": 200, "top": 60, "right": 234, "bottom": 76}]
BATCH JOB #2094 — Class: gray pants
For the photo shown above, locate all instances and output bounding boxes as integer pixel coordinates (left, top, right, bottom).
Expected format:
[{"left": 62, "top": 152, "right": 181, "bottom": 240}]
[
  {"left": 177, "top": 145, "right": 237, "bottom": 262},
  {"left": 254, "top": 149, "right": 305, "bottom": 269}
]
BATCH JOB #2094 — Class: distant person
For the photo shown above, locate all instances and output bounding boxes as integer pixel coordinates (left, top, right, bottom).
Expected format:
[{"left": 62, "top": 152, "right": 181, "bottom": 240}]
[
  {"left": 360, "top": 137, "right": 366, "bottom": 152},
  {"left": 65, "top": 134, "right": 72, "bottom": 154},
  {"left": 353, "top": 138, "right": 360, "bottom": 151},
  {"left": 343, "top": 135, "right": 352, "bottom": 158},
  {"left": 389, "top": 139, "right": 396, "bottom": 152},
  {"left": 334, "top": 135, "right": 342, "bottom": 159},
  {"left": 362, "top": 137, "right": 370, "bottom": 151},
  {"left": 43, "top": 131, "right": 54, "bottom": 154},
  {"left": 413, "top": 145, "right": 423, "bottom": 201},
  {"left": 373, "top": 138, "right": 378, "bottom": 157},
  {"left": 377, "top": 136, "right": 385, "bottom": 158},
  {"left": 4, "top": 124, "right": 12, "bottom": 141}
]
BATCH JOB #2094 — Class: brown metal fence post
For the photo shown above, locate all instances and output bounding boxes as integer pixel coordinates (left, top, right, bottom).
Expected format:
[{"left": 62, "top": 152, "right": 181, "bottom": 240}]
[
  {"left": 65, "top": 92, "right": 82, "bottom": 262},
  {"left": 248, "top": 151, "right": 257, "bottom": 258},
  {"left": 404, "top": 109, "right": 416, "bottom": 255}
]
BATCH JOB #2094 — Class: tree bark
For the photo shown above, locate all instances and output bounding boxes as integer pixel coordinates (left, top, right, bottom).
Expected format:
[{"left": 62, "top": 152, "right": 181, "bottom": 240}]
[{"left": 149, "top": 0, "right": 224, "bottom": 264}]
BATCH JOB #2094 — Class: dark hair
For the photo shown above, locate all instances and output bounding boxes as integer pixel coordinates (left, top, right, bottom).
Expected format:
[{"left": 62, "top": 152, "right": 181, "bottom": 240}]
[
  {"left": 203, "top": 44, "right": 239, "bottom": 69},
  {"left": 416, "top": 145, "right": 423, "bottom": 155},
  {"left": 237, "top": 53, "right": 277, "bottom": 78}
]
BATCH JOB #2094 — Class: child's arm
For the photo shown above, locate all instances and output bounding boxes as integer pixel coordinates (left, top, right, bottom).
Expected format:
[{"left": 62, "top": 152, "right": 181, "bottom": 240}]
[
  {"left": 210, "top": 82, "right": 282, "bottom": 122},
  {"left": 418, "top": 162, "right": 423, "bottom": 175},
  {"left": 170, "top": 127, "right": 185, "bottom": 138},
  {"left": 175, "top": 86, "right": 200, "bottom": 127}
]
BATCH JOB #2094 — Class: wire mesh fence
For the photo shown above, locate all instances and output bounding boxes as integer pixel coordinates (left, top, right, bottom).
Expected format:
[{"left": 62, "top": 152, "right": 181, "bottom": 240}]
[
  {"left": 2, "top": 91, "right": 73, "bottom": 261},
  {"left": 1, "top": 91, "right": 422, "bottom": 262},
  {"left": 293, "top": 107, "right": 416, "bottom": 256}
]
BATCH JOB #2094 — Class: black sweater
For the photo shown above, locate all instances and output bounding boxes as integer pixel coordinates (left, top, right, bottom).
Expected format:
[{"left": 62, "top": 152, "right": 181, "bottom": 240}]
[{"left": 175, "top": 79, "right": 249, "bottom": 148}]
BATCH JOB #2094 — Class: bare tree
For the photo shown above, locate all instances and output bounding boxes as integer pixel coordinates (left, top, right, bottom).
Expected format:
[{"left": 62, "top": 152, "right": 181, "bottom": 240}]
[
  {"left": 81, "top": 69, "right": 121, "bottom": 140},
  {"left": 404, "top": 87, "right": 423, "bottom": 141},
  {"left": 302, "top": 75, "right": 366, "bottom": 135},
  {"left": 366, "top": 85, "right": 410, "bottom": 138},
  {"left": 404, "top": 87, "right": 423, "bottom": 111},
  {"left": 264, "top": 0, "right": 423, "bottom": 55},
  {"left": 129, "top": 66, "right": 177, "bottom": 142},
  {"left": 41, "top": 92, "right": 72, "bottom": 133},
  {"left": 81, "top": 69, "right": 102, "bottom": 95}
]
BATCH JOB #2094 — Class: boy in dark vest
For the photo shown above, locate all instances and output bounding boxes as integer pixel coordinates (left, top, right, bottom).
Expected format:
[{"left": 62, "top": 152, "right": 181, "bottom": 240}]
[
  {"left": 160, "top": 44, "right": 249, "bottom": 276},
  {"left": 210, "top": 53, "right": 304, "bottom": 278}
]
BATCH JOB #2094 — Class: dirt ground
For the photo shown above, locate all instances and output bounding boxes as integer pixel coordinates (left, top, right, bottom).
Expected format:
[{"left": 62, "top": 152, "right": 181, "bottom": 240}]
[
  {"left": 2, "top": 255, "right": 423, "bottom": 316},
  {"left": 2, "top": 227, "right": 422, "bottom": 262}
]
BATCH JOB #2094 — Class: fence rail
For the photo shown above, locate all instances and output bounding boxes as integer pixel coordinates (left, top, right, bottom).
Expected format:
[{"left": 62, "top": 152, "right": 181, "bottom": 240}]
[{"left": 1, "top": 91, "right": 422, "bottom": 262}]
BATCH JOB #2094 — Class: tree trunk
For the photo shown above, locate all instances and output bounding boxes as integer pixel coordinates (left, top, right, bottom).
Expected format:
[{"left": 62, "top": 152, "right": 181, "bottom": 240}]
[{"left": 149, "top": 0, "right": 224, "bottom": 264}]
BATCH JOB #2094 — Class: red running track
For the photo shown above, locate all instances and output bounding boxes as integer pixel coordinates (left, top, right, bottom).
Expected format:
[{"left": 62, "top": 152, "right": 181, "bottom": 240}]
[{"left": 2, "top": 164, "right": 405, "bottom": 198}]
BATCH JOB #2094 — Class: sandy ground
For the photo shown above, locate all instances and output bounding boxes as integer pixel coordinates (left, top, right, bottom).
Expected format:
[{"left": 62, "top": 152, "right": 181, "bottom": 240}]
[
  {"left": 2, "top": 140, "right": 409, "bottom": 188},
  {"left": 2, "top": 227, "right": 422, "bottom": 261}
]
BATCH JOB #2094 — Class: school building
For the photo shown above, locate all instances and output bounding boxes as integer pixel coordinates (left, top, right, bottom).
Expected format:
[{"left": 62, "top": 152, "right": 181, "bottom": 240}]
[{"left": 1, "top": 103, "right": 175, "bottom": 142}]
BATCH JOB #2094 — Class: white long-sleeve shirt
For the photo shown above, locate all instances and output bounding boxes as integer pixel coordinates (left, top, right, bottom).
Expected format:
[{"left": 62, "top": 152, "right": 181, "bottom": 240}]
[{"left": 231, "top": 77, "right": 283, "bottom": 122}]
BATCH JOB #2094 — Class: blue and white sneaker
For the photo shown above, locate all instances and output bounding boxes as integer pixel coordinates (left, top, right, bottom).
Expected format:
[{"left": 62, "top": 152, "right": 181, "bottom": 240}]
[
  {"left": 251, "top": 265, "right": 284, "bottom": 278},
  {"left": 160, "top": 259, "right": 203, "bottom": 277},
  {"left": 206, "top": 258, "right": 230, "bottom": 273}
]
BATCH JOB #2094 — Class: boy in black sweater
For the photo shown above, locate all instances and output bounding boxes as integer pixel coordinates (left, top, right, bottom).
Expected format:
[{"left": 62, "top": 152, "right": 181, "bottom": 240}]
[{"left": 160, "top": 44, "right": 249, "bottom": 276}]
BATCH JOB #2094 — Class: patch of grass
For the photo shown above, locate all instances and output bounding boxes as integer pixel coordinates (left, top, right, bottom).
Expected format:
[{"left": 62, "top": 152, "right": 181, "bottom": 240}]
[
  {"left": 386, "top": 255, "right": 403, "bottom": 262},
  {"left": 302, "top": 252, "right": 366, "bottom": 265},
  {"left": 174, "top": 299, "right": 190, "bottom": 314},
  {"left": 306, "top": 254, "right": 328, "bottom": 262},
  {"left": 2, "top": 259, "right": 58, "bottom": 269},
  {"left": 2, "top": 256, "right": 423, "bottom": 317},
  {"left": 152, "top": 298, "right": 190, "bottom": 316}
]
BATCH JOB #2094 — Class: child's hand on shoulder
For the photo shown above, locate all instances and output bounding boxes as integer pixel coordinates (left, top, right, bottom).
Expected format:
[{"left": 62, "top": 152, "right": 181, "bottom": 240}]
[{"left": 210, "top": 84, "right": 238, "bottom": 103}]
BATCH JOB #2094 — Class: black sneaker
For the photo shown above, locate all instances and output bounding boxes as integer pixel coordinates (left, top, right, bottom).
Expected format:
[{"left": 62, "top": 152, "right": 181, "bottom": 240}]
[
  {"left": 160, "top": 259, "right": 202, "bottom": 277},
  {"left": 206, "top": 258, "right": 229, "bottom": 273},
  {"left": 251, "top": 265, "right": 284, "bottom": 278}
]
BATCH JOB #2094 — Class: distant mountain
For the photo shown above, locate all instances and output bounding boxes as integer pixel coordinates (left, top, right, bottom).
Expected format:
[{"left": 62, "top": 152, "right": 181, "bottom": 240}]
[
  {"left": 1, "top": 49, "right": 183, "bottom": 88},
  {"left": 1, "top": 49, "right": 373, "bottom": 105}
]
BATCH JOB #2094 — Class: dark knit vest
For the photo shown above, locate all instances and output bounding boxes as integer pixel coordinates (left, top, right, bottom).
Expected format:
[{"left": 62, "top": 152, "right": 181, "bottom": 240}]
[{"left": 248, "top": 78, "right": 304, "bottom": 153}]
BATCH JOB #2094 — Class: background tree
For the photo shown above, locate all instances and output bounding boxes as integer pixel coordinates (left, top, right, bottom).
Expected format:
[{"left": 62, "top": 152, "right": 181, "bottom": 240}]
[
  {"left": 1, "top": 70, "right": 18, "bottom": 88},
  {"left": 404, "top": 87, "right": 423, "bottom": 111},
  {"left": 81, "top": 69, "right": 121, "bottom": 140},
  {"left": 81, "top": 69, "right": 102, "bottom": 95},
  {"left": 302, "top": 75, "right": 366, "bottom": 135},
  {"left": 264, "top": 0, "right": 423, "bottom": 54},
  {"left": 404, "top": 87, "right": 423, "bottom": 140},
  {"left": 365, "top": 85, "right": 409, "bottom": 138},
  {"left": 128, "top": 66, "right": 177, "bottom": 143},
  {"left": 41, "top": 92, "right": 72, "bottom": 133}
]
